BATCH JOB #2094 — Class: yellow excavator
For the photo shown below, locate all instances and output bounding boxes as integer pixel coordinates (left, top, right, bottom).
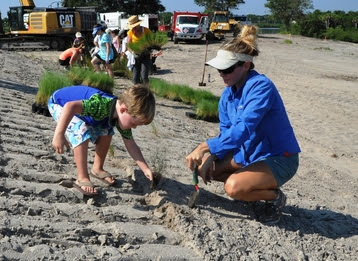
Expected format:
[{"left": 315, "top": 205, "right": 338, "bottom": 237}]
[
  {"left": 0, "top": 0, "right": 98, "bottom": 50},
  {"left": 206, "top": 11, "right": 242, "bottom": 40}
]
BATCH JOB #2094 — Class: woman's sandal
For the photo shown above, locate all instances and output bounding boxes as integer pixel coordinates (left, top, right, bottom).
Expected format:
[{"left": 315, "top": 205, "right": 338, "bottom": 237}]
[{"left": 73, "top": 180, "right": 98, "bottom": 196}]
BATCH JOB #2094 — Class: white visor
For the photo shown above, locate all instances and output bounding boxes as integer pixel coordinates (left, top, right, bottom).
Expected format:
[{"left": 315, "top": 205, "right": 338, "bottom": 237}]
[{"left": 206, "top": 50, "right": 253, "bottom": 70}]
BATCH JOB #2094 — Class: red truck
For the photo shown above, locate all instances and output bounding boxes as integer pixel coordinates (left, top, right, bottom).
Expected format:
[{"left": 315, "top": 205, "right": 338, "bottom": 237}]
[{"left": 168, "top": 11, "right": 209, "bottom": 44}]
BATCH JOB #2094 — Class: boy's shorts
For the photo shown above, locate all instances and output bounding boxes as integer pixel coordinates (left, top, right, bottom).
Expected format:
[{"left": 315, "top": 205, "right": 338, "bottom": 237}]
[
  {"left": 48, "top": 97, "right": 114, "bottom": 148},
  {"left": 260, "top": 153, "right": 299, "bottom": 187}
]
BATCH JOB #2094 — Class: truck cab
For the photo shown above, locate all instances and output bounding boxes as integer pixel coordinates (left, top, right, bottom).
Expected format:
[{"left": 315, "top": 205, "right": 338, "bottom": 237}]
[{"left": 170, "top": 12, "right": 209, "bottom": 44}]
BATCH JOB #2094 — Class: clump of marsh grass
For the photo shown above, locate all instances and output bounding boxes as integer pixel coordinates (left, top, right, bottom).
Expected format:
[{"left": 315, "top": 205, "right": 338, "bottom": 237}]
[
  {"left": 35, "top": 66, "right": 115, "bottom": 107},
  {"left": 67, "top": 66, "right": 92, "bottom": 84},
  {"left": 36, "top": 71, "right": 73, "bottom": 106},
  {"left": 112, "top": 56, "right": 132, "bottom": 79},
  {"left": 149, "top": 78, "right": 219, "bottom": 121},
  {"left": 149, "top": 147, "right": 167, "bottom": 174},
  {"left": 81, "top": 72, "right": 114, "bottom": 94},
  {"left": 195, "top": 99, "right": 218, "bottom": 119},
  {"left": 127, "top": 32, "right": 168, "bottom": 54},
  {"left": 67, "top": 66, "right": 114, "bottom": 93}
]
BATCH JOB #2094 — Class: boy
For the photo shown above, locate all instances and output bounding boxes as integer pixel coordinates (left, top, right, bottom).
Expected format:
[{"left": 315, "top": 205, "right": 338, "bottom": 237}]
[{"left": 48, "top": 84, "right": 156, "bottom": 196}]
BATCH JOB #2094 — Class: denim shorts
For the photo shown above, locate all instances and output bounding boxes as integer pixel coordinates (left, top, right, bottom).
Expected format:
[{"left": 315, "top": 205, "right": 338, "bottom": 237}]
[
  {"left": 48, "top": 97, "right": 114, "bottom": 148},
  {"left": 260, "top": 153, "right": 299, "bottom": 187}
]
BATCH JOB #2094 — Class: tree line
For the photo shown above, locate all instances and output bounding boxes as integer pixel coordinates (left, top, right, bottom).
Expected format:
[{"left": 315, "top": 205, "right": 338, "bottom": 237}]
[
  {"left": 70, "top": 0, "right": 355, "bottom": 43},
  {"left": 2, "top": 0, "right": 357, "bottom": 43}
]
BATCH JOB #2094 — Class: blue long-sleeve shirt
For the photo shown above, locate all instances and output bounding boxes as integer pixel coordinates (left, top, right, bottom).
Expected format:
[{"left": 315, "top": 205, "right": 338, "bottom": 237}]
[{"left": 206, "top": 70, "right": 300, "bottom": 166}]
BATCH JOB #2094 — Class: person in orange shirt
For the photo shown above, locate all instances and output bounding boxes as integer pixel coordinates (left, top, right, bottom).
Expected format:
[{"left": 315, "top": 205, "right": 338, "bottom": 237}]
[
  {"left": 58, "top": 42, "right": 85, "bottom": 70},
  {"left": 126, "top": 15, "right": 152, "bottom": 85}
]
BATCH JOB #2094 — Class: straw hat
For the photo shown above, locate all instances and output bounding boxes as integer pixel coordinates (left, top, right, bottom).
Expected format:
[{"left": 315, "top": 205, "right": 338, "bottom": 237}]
[{"left": 126, "top": 15, "right": 143, "bottom": 29}]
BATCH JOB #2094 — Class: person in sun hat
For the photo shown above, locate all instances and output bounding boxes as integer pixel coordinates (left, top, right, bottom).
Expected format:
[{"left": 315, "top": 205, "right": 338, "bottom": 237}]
[
  {"left": 48, "top": 84, "right": 157, "bottom": 196},
  {"left": 186, "top": 25, "right": 301, "bottom": 224},
  {"left": 73, "top": 31, "right": 85, "bottom": 46},
  {"left": 126, "top": 15, "right": 152, "bottom": 85},
  {"left": 90, "top": 24, "right": 115, "bottom": 78}
]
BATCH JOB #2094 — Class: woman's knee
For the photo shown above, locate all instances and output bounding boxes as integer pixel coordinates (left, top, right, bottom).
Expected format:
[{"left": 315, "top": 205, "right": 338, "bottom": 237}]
[{"left": 224, "top": 176, "right": 249, "bottom": 199}]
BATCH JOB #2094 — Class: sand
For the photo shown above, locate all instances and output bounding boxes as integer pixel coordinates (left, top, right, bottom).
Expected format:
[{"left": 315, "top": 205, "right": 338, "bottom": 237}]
[{"left": 0, "top": 34, "right": 357, "bottom": 260}]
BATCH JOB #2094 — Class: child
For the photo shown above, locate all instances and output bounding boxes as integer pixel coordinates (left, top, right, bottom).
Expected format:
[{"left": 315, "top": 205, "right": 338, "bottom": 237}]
[{"left": 48, "top": 84, "right": 156, "bottom": 196}]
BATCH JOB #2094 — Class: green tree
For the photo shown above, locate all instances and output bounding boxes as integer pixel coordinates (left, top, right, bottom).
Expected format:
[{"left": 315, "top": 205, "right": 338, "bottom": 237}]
[
  {"left": 298, "top": 10, "right": 325, "bottom": 38},
  {"left": 62, "top": 0, "right": 165, "bottom": 14},
  {"left": 194, "top": 0, "right": 245, "bottom": 14},
  {"left": 159, "top": 12, "right": 172, "bottom": 25},
  {"left": 265, "top": 0, "right": 313, "bottom": 31}
]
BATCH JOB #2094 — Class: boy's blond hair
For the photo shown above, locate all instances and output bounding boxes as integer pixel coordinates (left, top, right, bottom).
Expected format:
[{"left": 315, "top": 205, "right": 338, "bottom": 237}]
[{"left": 118, "top": 84, "right": 155, "bottom": 124}]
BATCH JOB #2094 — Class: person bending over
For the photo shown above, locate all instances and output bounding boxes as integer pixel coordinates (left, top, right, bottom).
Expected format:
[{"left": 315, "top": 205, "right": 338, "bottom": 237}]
[
  {"left": 58, "top": 42, "right": 85, "bottom": 70},
  {"left": 91, "top": 24, "right": 115, "bottom": 78},
  {"left": 48, "top": 84, "right": 156, "bottom": 196}
]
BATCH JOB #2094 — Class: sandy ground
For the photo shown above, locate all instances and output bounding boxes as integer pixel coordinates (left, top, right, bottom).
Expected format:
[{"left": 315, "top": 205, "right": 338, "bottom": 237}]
[{"left": 0, "top": 34, "right": 357, "bottom": 260}]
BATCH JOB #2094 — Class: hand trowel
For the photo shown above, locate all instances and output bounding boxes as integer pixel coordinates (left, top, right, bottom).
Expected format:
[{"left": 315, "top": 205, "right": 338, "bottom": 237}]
[{"left": 188, "top": 165, "right": 200, "bottom": 208}]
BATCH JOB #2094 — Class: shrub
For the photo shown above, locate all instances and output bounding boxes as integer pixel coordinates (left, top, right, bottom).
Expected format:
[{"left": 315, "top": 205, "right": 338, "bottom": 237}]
[{"left": 324, "top": 27, "right": 358, "bottom": 43}]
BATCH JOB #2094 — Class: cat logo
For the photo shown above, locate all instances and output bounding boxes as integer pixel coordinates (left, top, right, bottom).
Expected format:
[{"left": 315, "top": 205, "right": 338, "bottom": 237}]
[{"left": 58, "top": 13, "right": 75, "bottom": 28}]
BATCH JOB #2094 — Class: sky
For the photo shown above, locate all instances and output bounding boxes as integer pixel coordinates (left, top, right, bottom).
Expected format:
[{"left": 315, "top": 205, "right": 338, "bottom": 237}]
[{"left": 1, "top": 0, "right": 358, "bottom": 18}]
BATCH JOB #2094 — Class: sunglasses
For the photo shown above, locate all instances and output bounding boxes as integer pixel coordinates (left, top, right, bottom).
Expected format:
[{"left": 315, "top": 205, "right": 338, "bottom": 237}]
[{"left": 217, "top": 61, "right": 245, "bottom": 74}]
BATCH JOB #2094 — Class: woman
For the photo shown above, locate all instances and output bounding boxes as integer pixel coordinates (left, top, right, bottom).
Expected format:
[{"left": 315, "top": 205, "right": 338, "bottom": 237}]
[
  {"left": 111, "top": 29, "right": 121, "bottom": 53},
  {"left": 126, "top": 15, "right": 152, "bottom": 85},
  {"left": 58, "top": 42, "right": 85, "bottom": 70},
  {"left": 91, "top": 24, "right": 115, "bottom": 78},
  {"left": 186, "top": 25, "right": 300, "bottom": 224}
]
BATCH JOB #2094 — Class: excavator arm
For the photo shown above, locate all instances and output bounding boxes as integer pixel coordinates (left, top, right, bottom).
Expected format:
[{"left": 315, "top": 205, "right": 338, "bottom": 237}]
[{"left": 19, "top": 0, "right": 35, "bottom": 7}]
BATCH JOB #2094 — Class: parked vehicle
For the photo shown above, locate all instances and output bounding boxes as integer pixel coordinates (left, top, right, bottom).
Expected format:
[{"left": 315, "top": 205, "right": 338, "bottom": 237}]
[
  {"left": 168, "top": 11, "right": 209, "bottom": 44},
  {"left": 0, "top": 0, "right": 98, "bottom": 50},
  {"left": 100, "top": 13, "right": 159, "bottom": 32},
  {"left": 207, "top": 11, "right": 231, "bottom": 40}
]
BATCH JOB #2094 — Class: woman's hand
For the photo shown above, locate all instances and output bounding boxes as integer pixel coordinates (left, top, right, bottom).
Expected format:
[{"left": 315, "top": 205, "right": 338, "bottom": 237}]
[
  {"left": 186, "top": 142, "right": 210, "bottom": 170},
  {"left": 197, "top": 154, "right": 216, "bottom": 184}
]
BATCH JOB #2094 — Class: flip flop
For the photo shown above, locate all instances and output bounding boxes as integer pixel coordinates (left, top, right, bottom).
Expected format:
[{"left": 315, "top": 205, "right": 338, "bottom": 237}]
[
  {"left": 73, "top": 180, "right": 98, "bottom": 196},
  {"left": 90, "top": 170, "right": 116, "bottom": 185}
]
